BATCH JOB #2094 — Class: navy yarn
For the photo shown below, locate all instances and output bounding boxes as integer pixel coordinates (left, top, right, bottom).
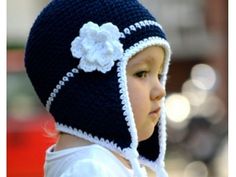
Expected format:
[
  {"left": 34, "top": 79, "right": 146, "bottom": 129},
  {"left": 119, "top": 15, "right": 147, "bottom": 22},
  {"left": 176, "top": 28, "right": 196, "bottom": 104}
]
[
  {"left": 51, "top": 62, "right": 132, "bottom": 148},
  {"left": 138, "top": 124, "right": 160, "bottom": 161}
]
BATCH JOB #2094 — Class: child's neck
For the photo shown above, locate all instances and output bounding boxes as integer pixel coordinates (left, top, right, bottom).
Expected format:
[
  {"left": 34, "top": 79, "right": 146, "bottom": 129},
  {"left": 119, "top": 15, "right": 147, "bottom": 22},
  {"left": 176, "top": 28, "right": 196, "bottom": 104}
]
[
  {"left": 54, "top": 133, "right": 131, "bottom": 169},
  {"left": 54, "top": 133, "right": 93, "bottom": 151}
]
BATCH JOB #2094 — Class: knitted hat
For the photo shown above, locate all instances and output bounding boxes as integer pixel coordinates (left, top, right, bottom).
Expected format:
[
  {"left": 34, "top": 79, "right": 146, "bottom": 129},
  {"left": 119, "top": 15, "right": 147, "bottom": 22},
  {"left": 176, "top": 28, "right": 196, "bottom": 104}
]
[{"left": 25, "top": 0, "right": 171, "bottom": 177}]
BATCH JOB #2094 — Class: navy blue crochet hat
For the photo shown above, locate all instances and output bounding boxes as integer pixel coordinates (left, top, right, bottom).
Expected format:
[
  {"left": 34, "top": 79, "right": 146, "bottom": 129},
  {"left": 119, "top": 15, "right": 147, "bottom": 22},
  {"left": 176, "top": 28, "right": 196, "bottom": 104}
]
[{"left": 25, "top": 0, "right": 171, "bottom": 176}]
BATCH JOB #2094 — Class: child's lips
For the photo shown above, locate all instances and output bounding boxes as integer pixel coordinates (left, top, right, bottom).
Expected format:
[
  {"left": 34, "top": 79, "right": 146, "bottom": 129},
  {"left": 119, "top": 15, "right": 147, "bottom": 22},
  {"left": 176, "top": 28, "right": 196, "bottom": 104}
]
[
  {"left": 149, "top": 107, "right": 160, "bottom": 114},
  {"left": 149, "top": 107, "right": 161, "bottom": 118}
]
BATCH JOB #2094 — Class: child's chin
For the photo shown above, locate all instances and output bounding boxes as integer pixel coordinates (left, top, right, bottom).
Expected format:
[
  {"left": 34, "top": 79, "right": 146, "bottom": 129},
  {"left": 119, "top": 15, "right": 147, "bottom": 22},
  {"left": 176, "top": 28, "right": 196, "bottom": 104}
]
[{"left": 138, "top": 128, "right": 155, "bottom": 142}]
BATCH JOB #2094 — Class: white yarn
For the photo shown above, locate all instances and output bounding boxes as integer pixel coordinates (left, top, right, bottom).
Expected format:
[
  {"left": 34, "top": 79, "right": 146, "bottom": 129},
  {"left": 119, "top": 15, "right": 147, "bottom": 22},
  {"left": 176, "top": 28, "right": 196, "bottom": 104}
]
[
  {"left": 121, "top": 37, "right": 171, "bottom": 177},
  {"left": 121, "top": 20, "right": 163, "bottom": 39},
  {"left": 45, "top": 66, "right": 80, "bottom": 111},
  {"left": 71, "top": 21, "right": 124, "bottom": 73},
  {"left": 123, "top": 148, "right": 148, "bottom": 177}
]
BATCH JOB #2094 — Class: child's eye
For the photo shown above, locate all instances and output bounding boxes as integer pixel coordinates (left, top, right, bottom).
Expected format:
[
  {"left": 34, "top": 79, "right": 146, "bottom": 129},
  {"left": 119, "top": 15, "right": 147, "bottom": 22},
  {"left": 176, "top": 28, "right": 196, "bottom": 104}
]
[{"left": 134, "top": 71, "right": 148, "bottom": 78}]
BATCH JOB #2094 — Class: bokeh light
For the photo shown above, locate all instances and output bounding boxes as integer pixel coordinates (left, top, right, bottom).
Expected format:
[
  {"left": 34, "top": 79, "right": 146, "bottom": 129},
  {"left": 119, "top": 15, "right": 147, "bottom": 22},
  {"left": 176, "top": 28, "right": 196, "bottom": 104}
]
[
  {"left": 183, "top": 161, "right": 208, "bottom": 177},
  {"left": 190, "top": 64, "right": 217, "bottom": 90},
  {"left": 166, "top": 94, "right": 191, "bottom": 123},
  {"left": 196, "top": 94, "right": 226, "bottom": 124},
  {"left": 181, "top": 79, "right": 207, "bottom": 106}
]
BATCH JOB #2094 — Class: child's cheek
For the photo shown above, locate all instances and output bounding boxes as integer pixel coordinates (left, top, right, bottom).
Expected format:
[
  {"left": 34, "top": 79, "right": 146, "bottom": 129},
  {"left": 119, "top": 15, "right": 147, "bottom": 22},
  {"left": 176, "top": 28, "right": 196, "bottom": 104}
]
[{"left": 127, "top": 77, "right": 149, "bottom": 122}]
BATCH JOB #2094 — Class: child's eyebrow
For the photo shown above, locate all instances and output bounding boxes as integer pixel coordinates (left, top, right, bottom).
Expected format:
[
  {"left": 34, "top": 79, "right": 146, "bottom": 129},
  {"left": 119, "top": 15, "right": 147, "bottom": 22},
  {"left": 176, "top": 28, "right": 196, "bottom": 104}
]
[
  {"left": 128, "top": 55, "right": 164, "bottom": 68},
  {"left": 129, "top": 56, "right": 153, "bottom": 66}
]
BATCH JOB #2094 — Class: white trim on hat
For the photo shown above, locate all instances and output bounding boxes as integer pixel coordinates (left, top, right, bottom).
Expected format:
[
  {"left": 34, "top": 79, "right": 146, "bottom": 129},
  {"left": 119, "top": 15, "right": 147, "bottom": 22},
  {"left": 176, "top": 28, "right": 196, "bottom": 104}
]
[
  {"left": 120, "top": 36, "right": 171, "bottom": 177},
  {"left": 120, "top": 20, "right": 163, "bottom": 39},
  {"left": 45, "top": 67, "right": 80, "bottom": 111}
]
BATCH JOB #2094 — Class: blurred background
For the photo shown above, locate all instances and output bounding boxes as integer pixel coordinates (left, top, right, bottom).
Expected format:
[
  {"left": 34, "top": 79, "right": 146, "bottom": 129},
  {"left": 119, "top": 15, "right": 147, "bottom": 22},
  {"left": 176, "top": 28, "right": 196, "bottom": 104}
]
[{"left": 7, "top": 0, "right": 227, "bottom": 177}]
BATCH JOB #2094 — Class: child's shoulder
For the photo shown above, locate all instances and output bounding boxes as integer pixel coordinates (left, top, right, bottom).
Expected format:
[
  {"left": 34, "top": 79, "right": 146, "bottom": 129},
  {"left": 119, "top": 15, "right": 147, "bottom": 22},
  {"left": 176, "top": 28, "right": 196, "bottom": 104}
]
[
  {"left": 45, "top": 144, "right": 134, "bottom": 177},
  {"left": 46, "top": 144, "right": 113, "bottom": 163},
  {"left": 60, "top": 156, "right": 109, "bottom": 177}
]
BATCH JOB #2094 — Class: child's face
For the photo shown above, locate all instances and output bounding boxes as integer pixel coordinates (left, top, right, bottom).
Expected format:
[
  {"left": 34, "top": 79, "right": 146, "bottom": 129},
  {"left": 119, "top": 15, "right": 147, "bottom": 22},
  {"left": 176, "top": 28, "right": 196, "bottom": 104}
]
[{"left": 126, "top": 46, "right": 166, "bottom": 142}]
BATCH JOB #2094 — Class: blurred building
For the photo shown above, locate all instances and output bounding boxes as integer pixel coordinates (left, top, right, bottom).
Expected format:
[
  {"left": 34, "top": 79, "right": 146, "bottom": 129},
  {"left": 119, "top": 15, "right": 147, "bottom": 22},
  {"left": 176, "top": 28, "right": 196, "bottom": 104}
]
[{"left": 7, "top": 0, "right": 227, "bottom": 177}]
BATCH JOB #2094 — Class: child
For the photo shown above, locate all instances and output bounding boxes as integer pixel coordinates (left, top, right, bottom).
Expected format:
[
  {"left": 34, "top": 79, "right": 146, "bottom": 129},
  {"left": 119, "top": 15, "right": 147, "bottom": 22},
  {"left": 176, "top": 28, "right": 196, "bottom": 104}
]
[{"left": 24, "top": 0, "right": 171, "bottom": 177}]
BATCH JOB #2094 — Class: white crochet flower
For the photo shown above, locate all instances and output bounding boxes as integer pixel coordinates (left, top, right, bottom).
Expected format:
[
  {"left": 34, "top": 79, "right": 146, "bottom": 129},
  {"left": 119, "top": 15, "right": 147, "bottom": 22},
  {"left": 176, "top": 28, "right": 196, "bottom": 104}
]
[{"left": 71, "top": 21, "right": 124, "bottom": 73}]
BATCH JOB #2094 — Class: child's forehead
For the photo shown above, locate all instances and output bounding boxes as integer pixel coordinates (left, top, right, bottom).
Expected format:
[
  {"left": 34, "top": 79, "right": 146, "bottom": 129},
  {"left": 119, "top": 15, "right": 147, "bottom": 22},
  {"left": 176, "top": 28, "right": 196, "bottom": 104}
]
[{"left": 128, "top": 46, "right": 165, "bottom": 65}]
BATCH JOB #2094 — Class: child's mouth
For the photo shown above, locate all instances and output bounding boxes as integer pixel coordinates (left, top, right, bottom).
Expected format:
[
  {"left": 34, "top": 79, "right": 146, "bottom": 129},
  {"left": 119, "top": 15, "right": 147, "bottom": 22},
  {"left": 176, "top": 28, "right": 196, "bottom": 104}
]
[{"left": 149, "top": 107, "right": 161, "bottom": 119}]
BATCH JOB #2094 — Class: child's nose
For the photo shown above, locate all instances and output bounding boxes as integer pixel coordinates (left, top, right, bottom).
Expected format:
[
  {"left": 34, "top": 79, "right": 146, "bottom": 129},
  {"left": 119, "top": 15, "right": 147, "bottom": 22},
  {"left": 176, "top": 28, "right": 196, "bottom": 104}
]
[{"left": 150, "top": 79, "right": 166, "bottom": 101}]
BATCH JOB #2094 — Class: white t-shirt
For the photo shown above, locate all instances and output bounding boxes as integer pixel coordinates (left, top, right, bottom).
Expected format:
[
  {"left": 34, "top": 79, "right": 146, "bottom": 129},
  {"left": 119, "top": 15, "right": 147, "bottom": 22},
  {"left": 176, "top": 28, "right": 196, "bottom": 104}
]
[{"left": 44, "top": 144, "right": 147, "bottom": 177}]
